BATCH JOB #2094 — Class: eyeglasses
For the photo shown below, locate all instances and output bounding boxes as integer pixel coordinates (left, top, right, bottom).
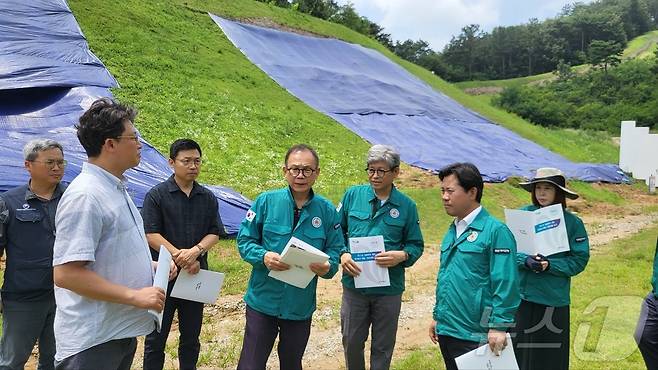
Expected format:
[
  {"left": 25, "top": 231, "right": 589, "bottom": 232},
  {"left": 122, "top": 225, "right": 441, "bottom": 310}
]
[
  {"left": 177, "top": 158, "right": 202, "bottom": 167},
  {"left": 287, "top": 167, "right": 316, "bottom": 177},
  {"left": 31, "top": 159, "right": 67, "bottom": 169},
  {"left": 114, "top": 134, "right": 140, "bottom": 143},
  {"left": 366, "top": 168, "right": 393, "bottom": 177}
]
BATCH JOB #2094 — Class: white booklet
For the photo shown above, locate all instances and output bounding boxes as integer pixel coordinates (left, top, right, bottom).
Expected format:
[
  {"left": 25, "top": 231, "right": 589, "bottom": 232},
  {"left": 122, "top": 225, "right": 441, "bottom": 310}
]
[
  {"left": 504, "top": 203, "right": 570, "bottom": 256},
  {"left": 268, "top": 236, "right": 329, "bottom": 289},
  {"left": 171, "top": 269, "right": 225, "bottom": 304},
  {"left": 149, "top": 246, "right": 171, "bottom": 332},
  {"left": 349, "top": 235, "right": 390, "bottom": 288},
  {"left": 455, "top": 334, "right": 519, "bottom": 370}
]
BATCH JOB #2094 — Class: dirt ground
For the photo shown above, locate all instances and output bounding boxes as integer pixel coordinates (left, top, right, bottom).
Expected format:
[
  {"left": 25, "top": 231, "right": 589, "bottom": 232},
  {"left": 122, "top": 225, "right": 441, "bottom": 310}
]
[{"left": 21, "top": 177, "right": 658, "bottom": 369}]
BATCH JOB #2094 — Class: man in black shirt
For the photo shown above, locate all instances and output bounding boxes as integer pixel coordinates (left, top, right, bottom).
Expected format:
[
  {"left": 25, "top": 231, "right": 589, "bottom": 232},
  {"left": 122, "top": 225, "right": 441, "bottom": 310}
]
[{"left": 142, "top": 139, "right": 225, "bottom": 370}]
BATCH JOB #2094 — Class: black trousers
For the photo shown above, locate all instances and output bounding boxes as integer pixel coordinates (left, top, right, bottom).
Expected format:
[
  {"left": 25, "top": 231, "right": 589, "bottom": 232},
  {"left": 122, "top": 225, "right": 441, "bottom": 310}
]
[
  {"left": 237, "top": 305, "right": 312, "bottom": 370},
  {"left": 55, "top": 338, "right": 136, "bottom": 370},
  {"left": 437, "top": 335, "right": 480, "bottom": 370},
  {"left": 636, "top": 293, "right": 658, "bottom": 370},
  {"left": 512, "top": 299, "right": 570, "bottom": 370},
  {"left": 143, "top": 282, "right": 204, "bottom": 370}
]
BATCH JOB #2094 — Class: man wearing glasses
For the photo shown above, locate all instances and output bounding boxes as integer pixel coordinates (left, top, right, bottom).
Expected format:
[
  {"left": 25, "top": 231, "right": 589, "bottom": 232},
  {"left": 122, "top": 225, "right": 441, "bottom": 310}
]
[
  {"left": 0, "top": 139, "right": 66, "bottom": 370},
  {"left": 338, "top": 144, "right": 424, "bottom": 370},
  {"left": 142, "top": 138, "right": 225, "bottom": 370},
  {"left": 236, "top": 144, "right": 344, "bottom": 370},
  {"left": 52, "top": 98, "right": 174, "bottom": 370}
]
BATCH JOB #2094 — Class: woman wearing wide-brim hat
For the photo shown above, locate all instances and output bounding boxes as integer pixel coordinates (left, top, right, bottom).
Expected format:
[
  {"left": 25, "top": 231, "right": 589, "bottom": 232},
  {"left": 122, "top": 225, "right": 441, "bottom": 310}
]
[{"left": 512, "top": 168, "right": 590, "bottom": 370}]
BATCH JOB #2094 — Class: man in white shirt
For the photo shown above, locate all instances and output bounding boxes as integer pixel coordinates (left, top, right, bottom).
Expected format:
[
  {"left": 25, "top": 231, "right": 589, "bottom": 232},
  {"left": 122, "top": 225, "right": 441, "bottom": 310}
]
[{"left": 52, "top": 98, "right": 174, "bottom": 370}]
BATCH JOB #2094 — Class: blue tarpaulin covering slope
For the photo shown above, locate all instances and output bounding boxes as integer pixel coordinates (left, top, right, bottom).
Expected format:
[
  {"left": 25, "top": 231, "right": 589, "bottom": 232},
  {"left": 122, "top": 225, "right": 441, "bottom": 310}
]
[
  {"left": 211, "top": 15, "right": 626, "bottom": 183},
  {"left": 0, "top": 1, "right": 250, "bottom": 234}
]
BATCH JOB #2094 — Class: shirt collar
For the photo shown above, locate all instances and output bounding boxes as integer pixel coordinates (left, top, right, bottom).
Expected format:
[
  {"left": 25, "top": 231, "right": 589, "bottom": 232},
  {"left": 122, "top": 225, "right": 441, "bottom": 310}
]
[
  {"left": 454, "top": 205, "right": 482, "bottom": 228},
  {"left": 82, "top": 162, "right": 127, "bottom": 191},
  {"left": 286, "top": 186, "right": 315, "bottom": 208},
  {"left": 165, "top": 174, "right": 202, "bottom": 196},
  {"left": 24, "top": 182, "right": 66, "bottom": 201},
  {"left": 367, "top": 184, "right": 400, "bottom": 206}
]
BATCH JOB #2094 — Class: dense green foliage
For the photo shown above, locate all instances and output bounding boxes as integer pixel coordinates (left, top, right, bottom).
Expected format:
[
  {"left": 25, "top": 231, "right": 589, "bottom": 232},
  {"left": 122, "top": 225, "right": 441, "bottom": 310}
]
[
  {"left": 493, "top": 54, "right": 658, "bottom": 133},
  {"left": 439, "top": 0, "right": 658, "bottom": 81}
]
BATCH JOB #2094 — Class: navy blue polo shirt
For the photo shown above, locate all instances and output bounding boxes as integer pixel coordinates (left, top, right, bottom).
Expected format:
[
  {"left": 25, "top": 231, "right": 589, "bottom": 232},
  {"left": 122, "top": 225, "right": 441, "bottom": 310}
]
[{"left": 0, "top": 182, "right": 65, "bottom": 301}]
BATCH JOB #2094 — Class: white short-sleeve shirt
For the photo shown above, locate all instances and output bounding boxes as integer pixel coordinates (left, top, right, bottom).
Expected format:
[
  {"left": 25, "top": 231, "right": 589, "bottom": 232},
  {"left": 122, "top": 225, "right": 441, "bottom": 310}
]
[{"left": 53, "top": 162, "right": 155, "bottom": 361}]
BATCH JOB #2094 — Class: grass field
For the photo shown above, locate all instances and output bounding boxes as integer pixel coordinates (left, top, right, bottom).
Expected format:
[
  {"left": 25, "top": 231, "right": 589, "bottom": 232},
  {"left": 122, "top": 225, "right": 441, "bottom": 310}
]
[{"left": 623, "top": 30, "right": 658, "bottom": 59}]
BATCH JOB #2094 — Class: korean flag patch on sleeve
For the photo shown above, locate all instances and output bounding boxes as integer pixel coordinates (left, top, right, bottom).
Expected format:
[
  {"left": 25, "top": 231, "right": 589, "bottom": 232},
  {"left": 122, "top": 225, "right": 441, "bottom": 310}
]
[{"left": 245, "top": 209, "right": 256, "bottom": 222}]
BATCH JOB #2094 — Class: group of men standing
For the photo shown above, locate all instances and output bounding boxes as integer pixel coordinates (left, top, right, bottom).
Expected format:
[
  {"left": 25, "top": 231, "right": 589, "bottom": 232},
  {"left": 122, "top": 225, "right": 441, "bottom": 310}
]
[
  {"left": 5, "top": 96, "right": 652, "bottom": 370},
  {"left": 0, "top": 98, "right": 223, "bottom": 370},
  {"left": 0, "top": 97, "right": 518, "bottom": 370}
]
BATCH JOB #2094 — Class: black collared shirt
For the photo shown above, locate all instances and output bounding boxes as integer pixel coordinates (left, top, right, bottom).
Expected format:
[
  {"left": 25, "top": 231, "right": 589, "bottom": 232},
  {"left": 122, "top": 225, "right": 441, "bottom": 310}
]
[{"left": 141, "top": 175, "right": 225, "bottom": 269}]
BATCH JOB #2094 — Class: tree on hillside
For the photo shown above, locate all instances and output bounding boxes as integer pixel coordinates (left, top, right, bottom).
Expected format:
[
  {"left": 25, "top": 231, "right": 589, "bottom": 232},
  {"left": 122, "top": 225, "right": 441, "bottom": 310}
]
[
  {"left": 393, "top": 39, "right": 432, "bottom": 63},
  {"left": 588, "top": 39, "right": 624, "bottom": 73},
  {"left": 368, "top": 22, "right": 394, "bottom": 50},
  {"left": 330, "top": 3, "right": 371, "bottom": 35},
  {"left": 442, "top": 24, "right": 484, "bottom": 80},
  {"left": 292, "top": 0, "right": 338, "bottom": 20},
  {"left": 626, "top": 0, "right": 652, "bottom": 38},
  {"left": 648, "top": 0, "right": 658, "bottom": 26}
]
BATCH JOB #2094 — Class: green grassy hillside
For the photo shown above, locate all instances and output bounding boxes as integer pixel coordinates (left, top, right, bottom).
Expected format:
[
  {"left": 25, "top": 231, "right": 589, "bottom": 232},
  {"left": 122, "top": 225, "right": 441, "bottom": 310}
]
[{"left": 69, "top": 0, "right": 619, "bottom": 199}]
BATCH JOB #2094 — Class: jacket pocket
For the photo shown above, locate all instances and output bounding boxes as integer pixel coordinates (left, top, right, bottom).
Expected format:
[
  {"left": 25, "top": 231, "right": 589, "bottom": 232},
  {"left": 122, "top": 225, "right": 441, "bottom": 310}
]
[
  {"left": 15, "top": 209, "right": 43, "bottom": 223},
  {"left": 347, "top": 211, "right": 370, "bottom": 236},
  {"left": 302, "top": 226, "right": 326, "bottom": 250},
  {"left": 262, "top": 223, "right": 291, "bottom": 253}
]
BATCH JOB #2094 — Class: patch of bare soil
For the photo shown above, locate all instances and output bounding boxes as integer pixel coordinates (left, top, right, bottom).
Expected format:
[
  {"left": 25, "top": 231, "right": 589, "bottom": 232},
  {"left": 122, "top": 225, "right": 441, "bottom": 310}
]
[
  {"left": 239, "top": 17, "right": 327, "bottom": 38},
  {"left": 463, "top": 86, "right": 504, "bottom": 95}
]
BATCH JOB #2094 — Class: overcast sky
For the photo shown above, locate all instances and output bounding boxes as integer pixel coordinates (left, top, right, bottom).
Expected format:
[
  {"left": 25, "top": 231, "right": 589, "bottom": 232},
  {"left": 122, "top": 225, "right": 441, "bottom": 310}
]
[{"left": 335, "top": 0, "right": 593, "bottom": 50}]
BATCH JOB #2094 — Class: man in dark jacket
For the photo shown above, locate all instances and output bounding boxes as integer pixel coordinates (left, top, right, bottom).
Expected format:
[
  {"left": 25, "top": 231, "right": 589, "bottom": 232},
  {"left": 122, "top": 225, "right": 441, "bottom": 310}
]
[{"left": 0, "top": 139, "right": 66, "bottom": 370}]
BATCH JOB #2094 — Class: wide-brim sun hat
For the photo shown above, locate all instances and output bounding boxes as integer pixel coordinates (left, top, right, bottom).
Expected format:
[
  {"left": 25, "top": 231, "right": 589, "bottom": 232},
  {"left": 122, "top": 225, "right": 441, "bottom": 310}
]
[{"left": 519, "top": 167, "right": 579, "bottom": 200}]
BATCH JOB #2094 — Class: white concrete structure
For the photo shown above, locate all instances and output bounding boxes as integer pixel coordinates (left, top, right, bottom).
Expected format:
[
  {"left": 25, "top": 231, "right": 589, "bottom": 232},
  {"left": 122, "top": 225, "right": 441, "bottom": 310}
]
[{"left": 619, "top": 120, "right": 658, "bottom": 184}]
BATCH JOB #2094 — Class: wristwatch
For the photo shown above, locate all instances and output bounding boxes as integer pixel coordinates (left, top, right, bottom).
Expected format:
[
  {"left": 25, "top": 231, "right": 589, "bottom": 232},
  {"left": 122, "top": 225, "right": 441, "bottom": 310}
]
[{"left": 195, "top": 244, "right": 207, "bottom": 256}]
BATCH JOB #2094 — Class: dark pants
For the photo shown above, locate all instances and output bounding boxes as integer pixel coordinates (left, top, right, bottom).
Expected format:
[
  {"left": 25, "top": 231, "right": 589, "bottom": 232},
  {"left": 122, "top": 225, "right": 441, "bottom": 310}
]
[
  {"left": 437, "top": 335, "right": 480, "bottom": 370},
  {"left": 340, "top": 288, "right": 402, "bottom": 370},
  {"left": 0, "top": 298, "right": 56, "bottom": 370},
  {"left": 143, "top": 282, "right": 204, "bottom": 370},
  {"left": 636, "top": 293, "right": 658, "bottom": 370},
  {"left": 237, "top": 305, "right": 312, "bottom": 370},
  {"left": 512, "top": 299, "right": 570, "bottom": 370},
  {"left": 54, "top": 338, "right": 136, "bottom": 370}
]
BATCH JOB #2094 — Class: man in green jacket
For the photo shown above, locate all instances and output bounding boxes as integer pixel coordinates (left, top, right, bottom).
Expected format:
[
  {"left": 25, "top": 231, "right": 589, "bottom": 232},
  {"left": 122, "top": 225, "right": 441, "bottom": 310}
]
[
  {"left": 236, "top": 144, "right": 343, "bottom": 370},
  {"left": 339, "top": 144, "right": 424, "bottom": 370},
  {"left": 429, "top": 162, "right": 520, "bottom": 370}
]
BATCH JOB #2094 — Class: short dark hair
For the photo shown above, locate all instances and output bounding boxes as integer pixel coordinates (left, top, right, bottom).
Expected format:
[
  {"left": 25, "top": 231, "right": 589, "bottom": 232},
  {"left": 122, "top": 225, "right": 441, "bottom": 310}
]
[
  {"left": 76, "top": 98, "right": 137, "bottom": 158},
  {"left": 170, "top": 139, "right": 202, "bottom": 159},
  {"left": 438, "top": 162, "right": 484, "bottom": 202},
  {"left": 284, "top": 144, "right": 319, "bottom": 168},
  {"left": 531, "top": 183, "right": 567, "bottom": 209}
]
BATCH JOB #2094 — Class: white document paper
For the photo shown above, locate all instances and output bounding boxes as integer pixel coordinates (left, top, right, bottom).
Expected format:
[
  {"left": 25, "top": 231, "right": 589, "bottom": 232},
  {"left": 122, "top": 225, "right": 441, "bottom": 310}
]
[
  {"left": 455, "top": 334, "right": 519, "bottom": 370},
  {"left": 349, "top": 235, "right": 390, "bottom": 288},
  {"left": 504, "top": 204, "right": 570, "bottom": 256},
  {"left": 268, "top": 236, "right": 329, "bottom": 289},
  {"left": 149, "top": 246, "right": 171, "bottom": 332},
  {"left": 171, "top": 269, "right": 225, "bottom": 304}
]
